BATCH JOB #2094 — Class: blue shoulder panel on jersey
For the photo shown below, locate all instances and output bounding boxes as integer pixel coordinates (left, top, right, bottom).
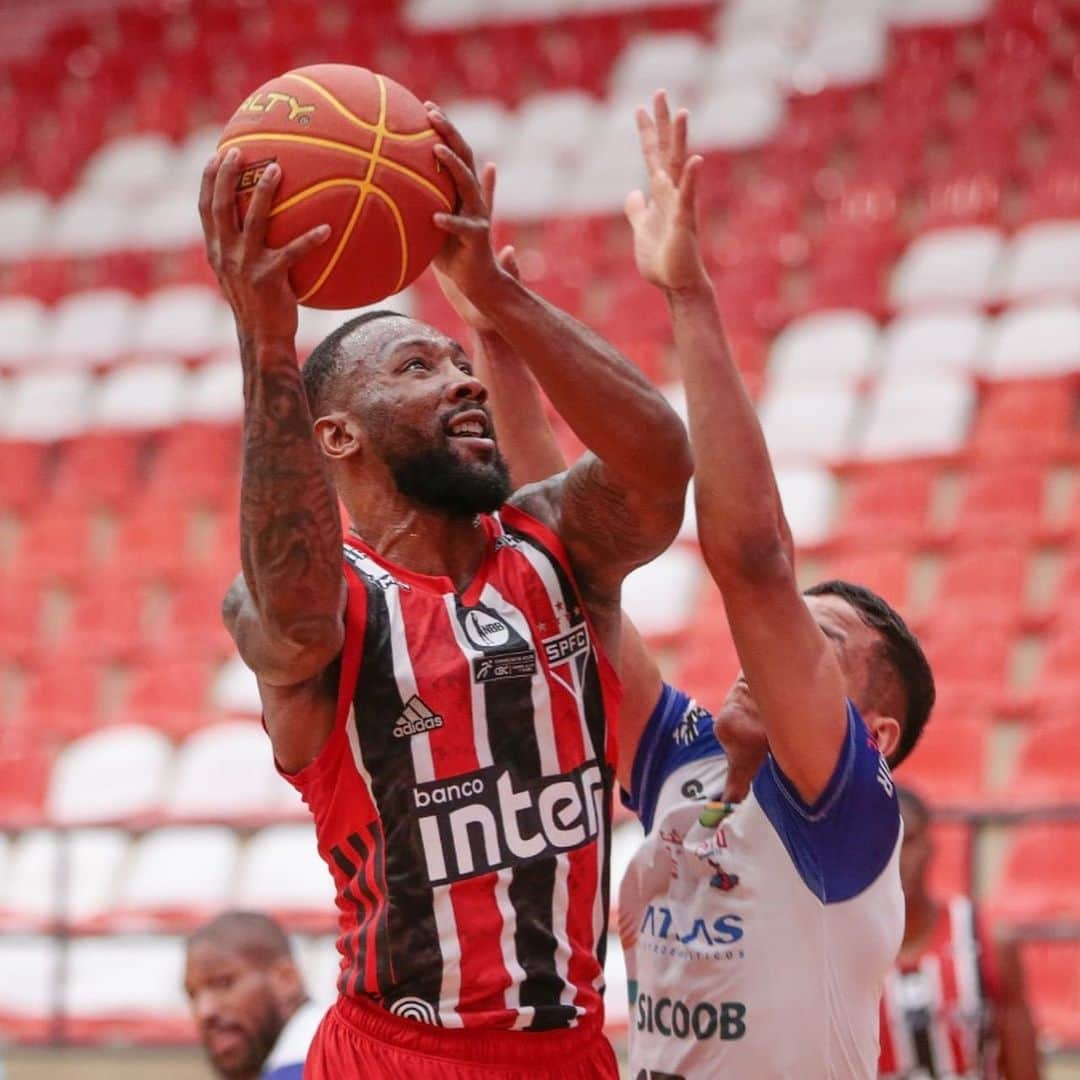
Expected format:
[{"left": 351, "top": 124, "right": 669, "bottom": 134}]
[
  {"left": 621, "top": 682, "right": 724, "bottom": 833},
  {"left": 261, "top": 1064, "right": 304, "bottom": 1080},
  {"left": 752, "top": 700, "right": 900, "bottom": 904}
]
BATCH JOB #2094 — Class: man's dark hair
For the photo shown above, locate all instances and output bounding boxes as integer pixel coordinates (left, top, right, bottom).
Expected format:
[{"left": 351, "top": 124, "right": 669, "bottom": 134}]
[
  {"left": 896, "top": 784, "right": 931, "bottom": 827},
  {"left": 804, "top": 579, "right": 935, "bottom": 769},
  {"left": 188, "top": 910, "right": 294, "bottom": 968},
  {"left": 301, "top": 309, "right": 405, "bottom": 416}
]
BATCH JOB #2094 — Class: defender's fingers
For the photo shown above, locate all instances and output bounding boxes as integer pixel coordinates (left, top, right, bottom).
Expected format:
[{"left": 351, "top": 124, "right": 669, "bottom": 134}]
[
  {"left": 635, "top": 107, "right": 661, "bottom": 176},
  {"left": 198, "top": 152, "right": 223, "bottom": 235},
  {"left": 624, "top": 187, "right": 648, "bottom": 228},
  {"left": 211, "top": 147, "right": 242, "bottom": 240},
  {"left": 653, "top": 89, "right": 673, "bottom": 161},
  {"left": 425, "top": 103, "right": 478, "bottom": 173},
  {"left": 497, "top": 243, "right": 520, "bottom": 279},
  {"left": 671, "top": 109, "right": 690, "bottom": 179},
  {"left": 481, "top": 162, "right": 496, "bottom": 214},
  {"left": 280, "top": 223, "right": 331, "bottom": 267},
  {"left": 242, "top": 161, "right": 281, "bottom": 252},
  {"left": 677, "top": 155, "right": 703, "bottom": 221},
  {"left": 433, "top": 144, "right": 485, "bottom": 214}
]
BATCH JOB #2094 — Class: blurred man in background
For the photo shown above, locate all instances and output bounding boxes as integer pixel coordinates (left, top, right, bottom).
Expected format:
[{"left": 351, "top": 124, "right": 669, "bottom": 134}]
[
  {"left": 184, "top": 911, "right": 323, "bottom": 1080},
  {"left": 878, "top": 787, "right": 1041, "bottom": 1079}
]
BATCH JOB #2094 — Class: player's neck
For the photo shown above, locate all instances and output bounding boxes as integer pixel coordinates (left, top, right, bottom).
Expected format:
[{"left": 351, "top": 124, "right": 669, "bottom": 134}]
[{"left": 344, "top": 487, "right": 490, "bottom": 591}]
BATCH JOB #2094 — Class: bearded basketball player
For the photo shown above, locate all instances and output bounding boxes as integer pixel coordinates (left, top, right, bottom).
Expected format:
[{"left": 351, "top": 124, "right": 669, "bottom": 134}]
[{"left": 199, "top": 102, "right": 692, "bottom": 1079}]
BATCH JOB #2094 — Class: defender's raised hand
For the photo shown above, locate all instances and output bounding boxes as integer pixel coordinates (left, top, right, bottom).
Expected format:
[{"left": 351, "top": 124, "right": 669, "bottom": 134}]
[
  {"left": 198, "top": 148, "right": 330, "bottom": 343},
  {"left": 425, "top": 102, "right": 504, "bottom": 301},
  {"left": 625, "top": 91, "right": 707, "bottom": 293}
]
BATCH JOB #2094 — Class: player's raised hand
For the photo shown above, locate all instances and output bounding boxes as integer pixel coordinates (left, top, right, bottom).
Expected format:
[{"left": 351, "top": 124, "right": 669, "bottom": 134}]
[
  {"left": 199, "top": 148, "right": 330, "bottom": 342},
  {"left": 425, "top": 102, "right": 503, "bottom": 301},
  {"left": 625, "top": 91, "right": 707, "bottom": 293}
]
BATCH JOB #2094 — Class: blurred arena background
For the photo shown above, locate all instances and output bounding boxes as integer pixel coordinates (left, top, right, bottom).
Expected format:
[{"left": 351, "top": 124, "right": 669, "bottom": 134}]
[{"left": 1, "top": 0, "right": 1080, "bottom": 1076}]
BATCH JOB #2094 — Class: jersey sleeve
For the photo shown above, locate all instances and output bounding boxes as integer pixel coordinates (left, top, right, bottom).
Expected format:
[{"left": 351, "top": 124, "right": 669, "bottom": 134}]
[
  {"left": 621, "top": 683, "right": 725, "bottom": 834},
  {"left": 262, "top": 1066, "right": 304, "bottom": 1080},
  {"left": 752, "top": 700, "right": 900, "bottom": 903}
]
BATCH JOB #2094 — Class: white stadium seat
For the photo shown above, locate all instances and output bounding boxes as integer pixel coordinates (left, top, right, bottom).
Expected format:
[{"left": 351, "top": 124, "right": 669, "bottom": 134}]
[
  {"left": 1, "top": 828, "right": 129, "bottom": 928},
  {"left": 693, "top": 85, "right": 784, "bottom": 151},
  {"left": 487, "top": 158, "right": 564, "bottom": 220},
  {"left": 64, "top": 935, "right": 189, "bottom": 1025},
  {"left": 47, "top": 725, "right": 174, "bottom": 825},
  {"left": 90, "top": 358, "right": 189, "bottom": 430},
  {"left": 878, "top": 308, "right": 987, "bottom": 379},
  {"left": 405, "top": 0, "right": 487, "bottom": 28},
  {"left": 46, "top": 190, "right": 133, "bottom": 255},
  {"left": 2, "top": 369, "right": 93, "bottom": 441},
  {"left": 889, "top": 226, "right": 1004, "bottom": 309},
  {"left": 775, "top": 465, "right": 838, "bottom": 547},
  {"left": 887, "top": 0, "right": 989, "bottom": 26},
  {"left": 80, "top": 133, "right": 177, "bottom": 197},
  {"left": 165, "top": 721, "right": 286, "bottom": 822},
  {"left": 720, "top": 0, "right": 806, "bottom": 37},
  {"left": 133, "top": 189, "right": 204, "bottom": 250},
  {"left": 768, "top": 309, "right": 880, "bottom": 388},
  {"left": 608, "top": 33, "right": 709, "bottom": 104},
  {"left": 759, "top": 385, "right": 860, "bottom": 463},
  {"left": 705, "top": 38, "right": 796, "bottom": 89},
  {"left": 621, "top": 546, "right": 702, "bottom": 641},
  {"left": 44, "top": 288, "right": 137, "bottom": 367},
  {"left": 567, "top": 104, "right": 645, "bottom": 214},
  {"left": 509, "top": 91, "right": 600, "bottom": 166},
  {"left": 171, "top": 124, "right": 226, "bottom": 195},
  {"left": 0, "top": 937, "right": 58, "bottom": 1028},
  {"left": 212, "top": 654, "right": 263, "bottom": 715},
  {"left": 443, "top": 99, "right": 512, "bottom": 170},
  {"left": 133, "top": 285, "right": 233, "bottom": 358},
  {"left": 983, "top": 301, "right": 1080, "bottom": 378},
  {"left": 856, "top": 374, "right": 974, "bottom": 459},
  {"left": 299, "top": 935, "right": 343, "bottom": 1003},
  {"left": 295, "top": 295, "right": 415, "bottom": 356},
  {"left": 0, "top": 189, "right": 50, "bottom": 260},
  {"left": 0, "top": 296, "right": 46, "bottom": 369},
  {"left": 235, "top": 824, "right": 335, "bottom": 920},
  {"left": 997, "top": 220, "right": 1080, "bottom": 303},
  {"left": 791, "top": 20, "right": 887, "bottom": 91},
  {"left": 116, "top": 827, "right": 238, "bottom": 921},
  {"left": 184, "top": 351, "right": 243, "bottom": 423}
]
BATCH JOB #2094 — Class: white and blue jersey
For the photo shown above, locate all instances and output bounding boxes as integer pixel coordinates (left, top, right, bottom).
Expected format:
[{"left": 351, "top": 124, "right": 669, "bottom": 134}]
[
  {"left": 618, "top": 684, "right": 903, "bottom": 1080},
  {"left": 261, "top": 999, "right": 323, "bottom": 1080}
]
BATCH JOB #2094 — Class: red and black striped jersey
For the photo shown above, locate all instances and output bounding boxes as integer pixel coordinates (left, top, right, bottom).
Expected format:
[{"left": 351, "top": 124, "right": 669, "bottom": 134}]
[
  {"left": 284, "top": 505, "right": 620, "bottom": 1032},
  {"left": 879, "top": 897, "right": 1002, "bottom": 1079}
]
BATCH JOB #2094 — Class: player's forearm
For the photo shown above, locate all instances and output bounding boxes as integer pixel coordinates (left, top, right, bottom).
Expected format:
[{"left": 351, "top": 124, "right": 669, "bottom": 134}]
[
  {"left": 664, "top": 275, "right": 794, "bottom": 582},
  {"left": 238, "top": 331, "right": 345, "bottom": 646},
  {"left": 471, "top": 272, "right": 692, "bottom": 495},
  {"left": 472, "top": 329, "right": 568, "bottom": 486}
]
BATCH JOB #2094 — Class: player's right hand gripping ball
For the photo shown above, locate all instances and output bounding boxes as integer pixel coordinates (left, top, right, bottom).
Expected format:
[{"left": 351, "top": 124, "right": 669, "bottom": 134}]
[{"left": 218, "top": 63, "right": 456, "bottom": 309}]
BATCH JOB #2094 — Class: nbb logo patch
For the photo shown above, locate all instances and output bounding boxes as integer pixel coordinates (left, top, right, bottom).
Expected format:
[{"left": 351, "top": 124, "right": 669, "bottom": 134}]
[
  {"left": 635, "top": 992, "right": 747, "bottom": 1042},
  {"left": 414, "top": 760, "right": 605, "bottom": 885},
  {"left": 456, "top": 604, "right": 538, "bottom": 684}
]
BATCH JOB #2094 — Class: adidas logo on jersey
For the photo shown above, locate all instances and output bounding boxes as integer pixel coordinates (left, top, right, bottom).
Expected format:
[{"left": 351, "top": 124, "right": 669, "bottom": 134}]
[{"left": 393, "top": 696, "right": 444, "bottom": 739}]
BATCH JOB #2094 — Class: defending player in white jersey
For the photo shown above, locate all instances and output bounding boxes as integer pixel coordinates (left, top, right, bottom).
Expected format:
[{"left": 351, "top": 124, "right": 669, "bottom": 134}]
[{"left": 455, "top": 92, "right": 937, "bottom": 1080}]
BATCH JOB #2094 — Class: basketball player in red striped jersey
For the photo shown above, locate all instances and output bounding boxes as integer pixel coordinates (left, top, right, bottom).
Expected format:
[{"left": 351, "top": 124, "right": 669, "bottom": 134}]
[
  {"left": 879, "top": 787, "right": 1040, "bottom": 1079},
  {"left": 198, "top": 100, "right": 692, "bottom": 1078}
]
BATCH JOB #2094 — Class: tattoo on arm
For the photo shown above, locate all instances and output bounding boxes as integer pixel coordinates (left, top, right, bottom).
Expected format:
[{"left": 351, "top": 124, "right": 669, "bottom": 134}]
[{"left": 239, "top": 334, "right": 343, "bottom": 646}]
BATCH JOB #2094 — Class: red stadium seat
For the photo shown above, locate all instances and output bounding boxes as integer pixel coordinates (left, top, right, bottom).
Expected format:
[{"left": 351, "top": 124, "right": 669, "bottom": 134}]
[
  {"left": 143, "top": 423, "right": 240, "bottom": 511},
  {"left": 1028, "top": 626, "right": 1080, "bottom": 713},
  {"left": 834, "top": 463, "right": 938, "bottom": 548},
  {"left": 16, "top": 506, "right": 97, "bottom": 584},
  {"left": 50, "top": 432, "right": 146, "bottom": 511},
  {"left": 158, "top": 574, "right": 236, "bottom": 662},
  {"left": 0, "top": 581, "right": 45, "bottom": 664},
  {"left": 118, "top": 658, "right": 216, "bottom": 740},
  {"left": 1005, "top": 715, "right": 1080, "bottom": 805},
  {"left": 106, "top": 502, "right": 194, "bottom": 583},
  {"left": 0, "top": 733, "right": 50, "bottom": 826},
  {"left": 60, "top": 574, "right": 151, "bottom": 663},
  {"left": 931, "top": 543, "right": 1031, "bottom": 626},
  {"left": 0, "top": 442, "right": 50, "bottom": 513},
  {"left": 916, "top": 613, "right": 1016, "bottom": 704},
  {"left": 985, "top": 824, "right": 1080, "bottom": 924},
  {"left": 943, "top": 465, "right": 1054, "bottom": 546},
  {"left": 898, "top": 713, "right": 988, "bottom": 810},
  {"left": 818, "top": 548, "right": 914, "bottom": 611},
  {"left": 969, "top": 378, "right": 1077, "bottom": 464},
  {"left": 673, "top": 600, "right": 741, "bottom": 711},
  {"left": 922, "top": 169, "right": 1002, "bottom": 230},
  {"left": 1020, "top": 940, "right": 1080, "bottom": 1047},
  {"left": 19, "top": 660, "right": 107, "bottom": 743},
  {"left": 927, "top": 820, "right": 973, "bottom": 899}
]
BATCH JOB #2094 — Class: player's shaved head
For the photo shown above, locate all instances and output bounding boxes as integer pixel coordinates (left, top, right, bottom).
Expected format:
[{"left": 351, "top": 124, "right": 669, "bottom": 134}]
[
  {"left": 301, "top": 308, "right": 410, "bottom": 416},
  {"left": 188, "top": 910, "right": 294, "bottom": 967}
]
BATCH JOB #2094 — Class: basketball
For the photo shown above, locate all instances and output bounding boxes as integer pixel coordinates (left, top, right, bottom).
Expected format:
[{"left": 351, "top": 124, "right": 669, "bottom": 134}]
[{"left": 217, "top": 64, "right": 456, "bottom": 309}]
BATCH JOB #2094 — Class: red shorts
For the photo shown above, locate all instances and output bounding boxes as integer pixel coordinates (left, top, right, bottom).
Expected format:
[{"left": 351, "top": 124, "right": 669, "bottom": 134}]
[{"left": 305, "top": 995, "right": 621, "bottom": 1079}]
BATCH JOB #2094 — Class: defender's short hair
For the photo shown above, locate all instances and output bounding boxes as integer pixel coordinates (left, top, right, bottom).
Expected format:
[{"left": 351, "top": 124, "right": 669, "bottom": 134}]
[
  {"left": 301, "top": 308, "right": 405, "bottom": 416},
  {"left": 187, "top": 910, "right": 294, "bottom": 968},
  {"left": 804, "top": 579, "right": 935, "bottom": 768}
]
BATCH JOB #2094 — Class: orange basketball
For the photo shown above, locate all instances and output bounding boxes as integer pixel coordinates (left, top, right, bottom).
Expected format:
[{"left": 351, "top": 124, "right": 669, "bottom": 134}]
[{"left": 217, "top": 64, "right": 456, "bottom": 309}]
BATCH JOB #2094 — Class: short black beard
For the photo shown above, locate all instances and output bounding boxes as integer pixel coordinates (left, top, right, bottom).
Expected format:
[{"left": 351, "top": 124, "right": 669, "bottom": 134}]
[{"left": 389, "top": 443, "right": 513, "bottom": 516}]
